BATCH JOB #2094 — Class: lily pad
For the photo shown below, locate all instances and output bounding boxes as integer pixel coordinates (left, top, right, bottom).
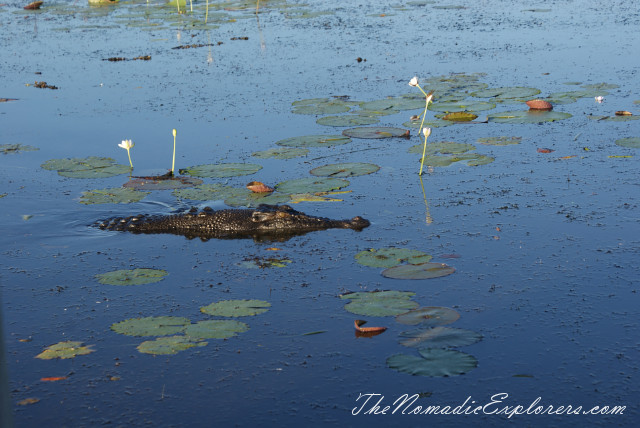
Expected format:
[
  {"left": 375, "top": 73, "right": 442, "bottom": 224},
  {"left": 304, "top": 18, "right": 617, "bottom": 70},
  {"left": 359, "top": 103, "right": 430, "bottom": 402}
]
[
  {"left": 471, "top": 86, "right": 541, "bottom": 100},
  {"left": 200, "top": 299, "right": 271, "bottom": 317},
  {"left": 309, "top": 162, "right": 380, "bottom": 178},
  {"left": 340, "top": 290, "right": 418, "bottom": 317},
  {"left": 95, "top": 268, "right": 167, "bottom": 286},
  {"left": 184, "top": 320, "right": 249, "bottom": 339},
  {"left": 316, "top": 114, "right": 380, "bottom": 127},
  {"left": 477, "top": 136, "right": 521, "bottom": 146},
  {"left": 355, "top": 248, "right": 432, "bottom": 268},
  {"left": 110, "top": 316, "right": 190, "bottom": 337},
  {"left": 386, "top": 348, "right": 477, "bottom": 377},
  {"left": 252, "top": 147, "right": 309, "bottom": 159},
  {"left": 342, "top": 127, "right": 409, "bottom": 139},
  {"left": 399, "top": 326, "right": 482, "bottom": 348},
  {"left": 395, "top": 307, "right": 461, "bottom": 326},
  {"left": 288, "top": 192, "right": 345, "bottom": 203},
  {"left": 429, "top": 101, "right": 496, "bottom": 113},
  {"left": 408, "top": 141, "right": 475, "bottom": 155},
  {"left": 487, "top": 110, "right": 572, "bottom": 123},
  {"left": 403, "top": 118, "right": 454, "bottom": 128},
  {"left": 179, "top": 163, "right": 262, "bottom": 178},
  {"left": 41, "top": 156, "right": 131, "bottom": 178},
  {"left": 224, "top": 191, "right": 291, "bottom": 208},
  {"left": 276, "top": 135, "right": 351, "bottom": 148},
  {"left": 137, "top": 336, "right": 206, "bottom": 355},
  {"left": 35, "top": 341, "right": 95, "bottom": 360},
  {"left": 123, "top": 176, "right": 203, "bottom": 190},
  {"left": 615, "top": 138, "right": 640, "bottom": 148},
  {"left": 581, "top": 82, "right": 619, "bottom": 91},
  {"left": 442, "top": 111, "right": 478, "bottom": 122},
  {"left": 173, "top": 183, "right": 239, "bottom": 201},
  {"left": 292, "top": 98, "right": 353, "bottom": 115},
  {"left": 382, "top": 262, "right": 455, "bottom": 279},
  {"left": 1, "top": 143, "right": 39, "bottom": 154},
  {"left": 467, "top": 155, "right": 495, "bottom": 166},
  {"left": 79, "top": 187, "right": 149, "bottom": 205},
  {"left": 275, "top": 177, "right": 349, "bottom": 194}
]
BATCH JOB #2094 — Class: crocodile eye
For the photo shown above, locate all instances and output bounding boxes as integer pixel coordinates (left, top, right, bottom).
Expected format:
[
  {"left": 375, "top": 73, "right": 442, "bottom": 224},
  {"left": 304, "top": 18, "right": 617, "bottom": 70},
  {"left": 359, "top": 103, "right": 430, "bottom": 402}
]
[{"left": 276, "top": 212, "right": 291, "bottom": 219}]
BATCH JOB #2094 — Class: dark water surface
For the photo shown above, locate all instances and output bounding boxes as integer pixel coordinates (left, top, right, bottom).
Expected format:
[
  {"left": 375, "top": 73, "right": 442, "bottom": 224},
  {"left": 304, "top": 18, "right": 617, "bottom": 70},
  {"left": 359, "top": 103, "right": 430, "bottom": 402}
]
[{"left": 1, "top": 0, "right": 639, "bottom": 426}]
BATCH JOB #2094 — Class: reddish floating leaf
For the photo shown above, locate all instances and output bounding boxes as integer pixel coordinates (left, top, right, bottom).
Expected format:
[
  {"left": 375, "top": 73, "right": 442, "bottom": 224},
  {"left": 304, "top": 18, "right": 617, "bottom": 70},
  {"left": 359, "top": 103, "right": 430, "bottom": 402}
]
[
  {"left": 354, "top": 319, "right": 387, "bottom": 333},
  {"left": 24, "top": 1, "right": 43, "bottom": 10},
  {"left": 246, "top": 181, "right": 274, "bottom": 193},
  {"left": 41, "top": 376, "right": 68, "bottom": 382},
  {"left": 526, "top": 99, "right": 553, "bottom": 110},
  {"left": 537, "top": 148, "right": 554, "bottom": 153}
]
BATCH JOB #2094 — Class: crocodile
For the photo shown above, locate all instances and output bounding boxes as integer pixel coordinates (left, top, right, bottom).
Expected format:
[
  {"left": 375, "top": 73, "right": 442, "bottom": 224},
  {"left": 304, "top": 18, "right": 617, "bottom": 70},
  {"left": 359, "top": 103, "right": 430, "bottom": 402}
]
[{"left": 97, "top": 204, "right": 370, "bottom": 241}]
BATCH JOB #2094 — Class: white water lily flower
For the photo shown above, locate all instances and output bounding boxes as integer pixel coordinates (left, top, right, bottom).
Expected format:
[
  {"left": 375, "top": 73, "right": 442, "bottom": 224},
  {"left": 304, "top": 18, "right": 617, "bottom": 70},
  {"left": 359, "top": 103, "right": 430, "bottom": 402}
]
[
  {"left": 422, "top": 127, "right": 432, "bottom": 138},
  {"left": 119, "top": 139, "right": 134, "bottom": 150},
  {"left": 409, "top": 76, "right": 419, "bottom": 87},
  {"left": 425, "top": 92, "right": 434, "bottom": 104},
  {"left": 595, "top": 96, "right": 604, "bottom": 103}
]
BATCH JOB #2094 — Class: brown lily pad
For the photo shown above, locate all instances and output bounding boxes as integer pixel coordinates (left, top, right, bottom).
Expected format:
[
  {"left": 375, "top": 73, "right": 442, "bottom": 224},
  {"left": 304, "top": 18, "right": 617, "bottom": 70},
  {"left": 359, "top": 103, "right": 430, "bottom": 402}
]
[{"left": 246, "top": 181, "right": 274, "bottom": 193}]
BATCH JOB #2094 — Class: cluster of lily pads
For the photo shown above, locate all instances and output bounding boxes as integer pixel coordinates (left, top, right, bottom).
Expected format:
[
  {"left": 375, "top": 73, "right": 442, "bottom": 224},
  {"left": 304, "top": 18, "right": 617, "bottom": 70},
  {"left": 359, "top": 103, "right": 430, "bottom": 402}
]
[
  {"left": 355, "top": 247, "right": 455, "bottom": 279},
  {"left": 340, "top": 290, "right": 481, "bottom": 377},
  {"left": 110, "top": 299, "right": 270, "bottom": 355}
]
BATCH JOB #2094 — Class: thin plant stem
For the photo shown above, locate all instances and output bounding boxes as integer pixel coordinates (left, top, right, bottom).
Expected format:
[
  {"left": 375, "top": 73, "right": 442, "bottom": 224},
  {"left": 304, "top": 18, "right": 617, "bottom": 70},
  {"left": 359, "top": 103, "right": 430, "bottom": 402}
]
[
  {"left": 256, "top": 0, "right": 260, "bottom": 13},
  {"left": 205, "top": 0, "right": 209, "bottom": 23},
  {"left": 127, "top": 149, "right": 133, "bottom": 169},
  {"left": 176, "top": 0, "right": 180, "bottom": 13},
  {"left": 419, "top": 132, "right": 430, "bottom": 176},
  {"left": 189, "top": 0, "right": 193, "bottom": 12},
  {"left": 418, "top": 175, "right": 432, "bottom": 224}
]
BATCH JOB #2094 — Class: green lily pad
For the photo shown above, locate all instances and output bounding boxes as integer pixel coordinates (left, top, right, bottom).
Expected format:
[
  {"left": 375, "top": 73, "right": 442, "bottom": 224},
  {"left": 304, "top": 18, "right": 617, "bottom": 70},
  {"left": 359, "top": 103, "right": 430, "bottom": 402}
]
[
  {"left": 471, "top": 86, "right": 541, "bottom": 100},
  {"left": 340, "top": 290, "right": 418, "bottom": 317},
  {"left": 316, "top": 114, "right": 380, "bottom": 127},
  {"left": 79, "top": 187, "right": 150, "bottom": 205},
  {"left": 179, "top": 163, "right": 262, "bottom": 178},
  {"left": 292, "top": 98, "right": 353, "bottom": 115},
  {"left": 184, "top": 320, "right": 249, "bottom": 339},
  {"left": 581, "top": 82, "right": 619, "bottom": 91},
  {"left": 95, "top": 268, "right": 168, "bottom": 286},
  {"left": 467, "top": 155, "right": 495, "bottom": 166},
  {"left": 41, "top": 156, "right": 131, "bottom": 178},
  {"left": 275, "top": 177, "right": 349, "bottom": 194},
  {"left": 429, "top": 101, "right": 496, "bottom": 113},
  {"left": 252, "top": 147, "right": 310, "bottom": 159},
  {"left": 359, "top": 97, "right": 425, "bottom": 112},
  {"left": 477, "top": 136, "right": 521, "bottom": 146},
  {"left": 223, "top": 191, "right": 292, "bottom": 208},
  {"left": 1, "top": 143, "right": 39, "bottom": 154},
  {"left": 395, "top": 307, "right": 461, "bottom": 326},
  {"left": 35, "top": 341, "right": 95, "bottom": 360},
  {"left": 342, "top": 127, "right": 409, "bottom": 139},
  {"left": 173, "top": 183, "right": 239, "bottom": 201},
  {"left": 615, "top": 137, "right": 640, "bottom": 148},
  {"left": 399, "top": 326, "right": 483, "bottom": 348},
  {"left": 200, "top": 299, "right": 271, "bottom": 317},
  {"left": 309, "top": 162, "right": 380, "bottom": 178},
  {"left": 588, "top": 115, "right": 639, "bottom": 122},
  {"left": 276, "top": 135, "right": 351, "bottom": 148},
  {"left": 487, "top": 110, "right": 572, "bottom": 123},
  {"left": 355, "top": 248, "right": 432, "bottom": 268},
  {"left": 408, "top": 141, "right": 475, "bottom": 155},
  {"left": 137, "top": 335, "right": 206, "bottom": 355},
  {"left": 382, "top": 262, "right": 455, "bottom": 279},
  {"left": 122, "top": 176, "right": 203, "bottom": 190},
  {"left": 442, "top": 111, "right": 478, "bottom": 122},
  {"left": 386, "top": 348, "right": 477, "bottom": 377},
  {"left": 111, "top": 316, "right": 190, "bottom": 337}
]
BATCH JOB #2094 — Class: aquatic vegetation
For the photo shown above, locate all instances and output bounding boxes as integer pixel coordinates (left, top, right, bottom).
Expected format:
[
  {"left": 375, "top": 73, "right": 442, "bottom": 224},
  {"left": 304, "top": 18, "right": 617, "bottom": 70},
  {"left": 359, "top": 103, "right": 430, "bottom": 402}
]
[
  {"left": 79, "top": 187, "right": 150, "bottom": 204},
  {"left": 355, "top": 248, "right": 432, "bottom": 268},
  {"left": 309, "top": 162, "right": 380, "bottom": 178},
  {"left": 118, "top": 139, "right": 135, "bottom": 168},
  {"left": 418, "top": 127, "right": 432, "bottom": 175},
  {"left": 42, "top": 156, "right": 131, "bottom": 178},
  {"left": 171, "top": 129, "right": 177, "bottom": 175},
  {"left": 252, "top": 147, "right": 309, "bottom": 159},
  {"left": 387, "top": 348, "right": 477, "bottom": 377},
  {"left": 184, "top": 320, "right": 249, "bottom": 339},
  {"left": 381, "top": 262, "right": 455, "bottom": 279},
  {"left": 180, "top": 163, "right": 262, "bottom": 178},
  {"left": 137, "top": 336, "right": 206, "bottom": 355},
  {"left": 615, "top": 137, "right": 640, "bottom": 148},
  {"left": 477, "top": 136, "right": 521, "bottom": 146},
  {"left": 36, "top": 341, "right": 95, "bottom": 360},
  {"left": 275, "top": 134, "right": 351, "bottom": 148},
  {"left": 0, "top": 143, "right": 39, "bottom": 154},
  {"left": 395, "top": 307, "right": 460, "bottom": 327},
  {"left": 340, "top": 290, "right": 419, "bottom": 317},
  {"left": 275, "top": 177, "right": 350, "bottom": 194},
  {"left": 487, "top": 110, "right": 572, "bottom": 124},
  {"left": 111, "top": 316, "right": 191, "bottom": 336},
  {"left": 200, "top": 299, "right": 271, "bottom": 317},
  {"left": 399, "top": 326, "right": 482, "bottom": 348},
  {"left": 341, "top": 126, "right": 409, "bottom": 139},
  {"left": 95, "top": 268, "right": 168, "bottom": 286}
]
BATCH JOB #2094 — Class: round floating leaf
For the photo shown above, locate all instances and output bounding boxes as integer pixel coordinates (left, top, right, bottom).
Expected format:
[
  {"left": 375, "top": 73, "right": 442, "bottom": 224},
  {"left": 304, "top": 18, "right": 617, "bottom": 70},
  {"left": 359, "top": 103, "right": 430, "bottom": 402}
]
[
  {"left": 477, "top": 136, "right": 521, "bottom": 146},
  {"left": 180, "top": 163, "right": 262, "bottom": 178},
  {"left": 403, "top": 118, "right": 454, "bottom": 128},
  {"left": 387, "top": 348, "right": 477, "bottom": 377},
  {"left": 36, "top": 341, "right": 95, "bottom": 360},
  {"left": 174, "top": 183, "right": 240, "bottom": 201},
  {"left": 471, "top": 86, "right": 541, "bottom": 99},
  {"left": 382, "top": 262, "right": 455, "bottom": 279},
  {"left": 399, "top": 326, "right": 482, "bottom": 348},
  {"left": 342, "top": 127, "right": 409, "bottom": 139},
  {"left": 79, "top": 188, "right": 149, "bottom": 205},
  {"left": 340, "top": 290, "right": 416, "bottom": 301},
  {"left": 408, "top": 141, "right": 475, "bottom": 155},
  {"left": 122, "top": 176, "right": 203, "bottom": 190},
  {"left": 341, "top": 290, "right": 418, "bottom": 317},
  {"left": 136, "top": 336, "right": 206, "bottom": 355},
  {"left": 1, "top": 143, "right": 39, "bottom": 154},
  {"left": 276, "top": 135, "right": 351, "bottom": 148},
  {"left": 200, "top": 299, "right": 271, "bottom": 317},
  {"left": 429, "top": 101, "right": 496, "bottom": 113},
  {"left": 95, "top": 268, "right": 167, "bottom": 286},
  {"left": 252, "top": 147, "right": 309, "bottom": 159},
  {"left": 581, "top": 82, "right": 619, "bottom": 91},
  {"left": 316, "top": 114, "right": 380, "bottom": 127},
  {"left": 442, "top": 112, "right": 478, "bottom": 122},
  {"left": 615, "top": 137, "right": 640, "bottom": 148},
  {"left": 292, "top": 98, "right": 353, "bottom": 115},
  {"left": 184, "top": 320, "right": 249, "bottom": 339},
  {"left": 111, "top": 316, "right": 190, "bottom": 337},
  {"left": 487, "top": 110, "right": 572, "bottom": 124},
  {"left": 224, "top": 190, "right": 291, "bottom": 208},
  {"left": 355, "top": 248, "right": 432, "bottom": 268},
  {"left": 359, "top": 97, "right": 425, "bottom": 112},
  {"left": 395, "top": 307, "right": 461, "bottom": 326},
  {"left": 275, "top": 177, "right": 349, "bottom": 194},
  {"left": 467, "top": 155, "right": 495, "bottom": 166},
  {"left": 309, "top": 162, "right": 380, "bottom": 178},
  {"left": 41, "top": 156, "right": 130, "bottom": 178}
]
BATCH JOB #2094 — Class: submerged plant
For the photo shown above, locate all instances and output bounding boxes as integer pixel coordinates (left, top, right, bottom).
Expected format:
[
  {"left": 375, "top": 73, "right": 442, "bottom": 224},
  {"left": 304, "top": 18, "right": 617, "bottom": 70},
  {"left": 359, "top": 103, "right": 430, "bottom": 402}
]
[
  {"left": 118, "top": 139, "right": 134, "bottom": 168},
  {"left": 409, "top": 76, "right": 434, "bottom": 174}
]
